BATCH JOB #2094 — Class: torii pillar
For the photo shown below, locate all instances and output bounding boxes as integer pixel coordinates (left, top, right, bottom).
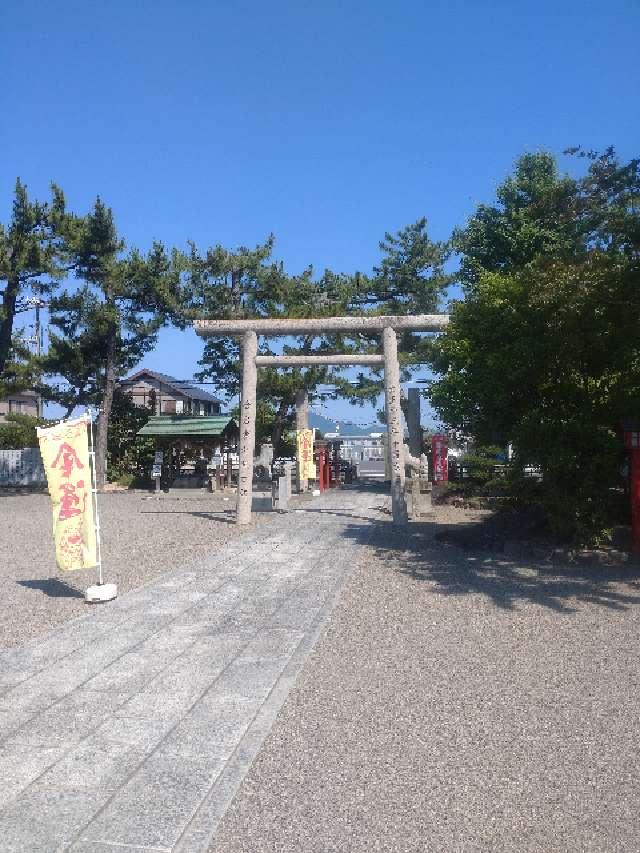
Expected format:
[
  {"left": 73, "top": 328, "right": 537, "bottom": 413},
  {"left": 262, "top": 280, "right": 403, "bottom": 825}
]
[
  {"left": 237, "top": 330, "right": 257, "bottom": 525},
  {"left": 295, "top": 388, "right": 309, "bottom": 492},
  {"left": 383, "top": 326, "right": 408, "bottom": 524}
]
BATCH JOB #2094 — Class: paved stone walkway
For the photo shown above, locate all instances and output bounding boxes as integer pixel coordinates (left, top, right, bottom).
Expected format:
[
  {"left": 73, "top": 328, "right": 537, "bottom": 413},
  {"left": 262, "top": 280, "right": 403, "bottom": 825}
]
[{"left": 0, "top": 489, "right": 382, "bottom": 852}]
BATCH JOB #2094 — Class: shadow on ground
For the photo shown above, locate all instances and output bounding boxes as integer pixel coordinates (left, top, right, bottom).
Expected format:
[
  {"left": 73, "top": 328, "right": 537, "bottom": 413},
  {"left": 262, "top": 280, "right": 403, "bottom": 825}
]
[
  {"left": 334, "top": 486, "right": 640, "bottom": 614},
  {"left": 17, "top": 578, "right": 85, "bottom": 599},
  {"left": 140, "top": 509, "right": 236, "bottom": 523}
]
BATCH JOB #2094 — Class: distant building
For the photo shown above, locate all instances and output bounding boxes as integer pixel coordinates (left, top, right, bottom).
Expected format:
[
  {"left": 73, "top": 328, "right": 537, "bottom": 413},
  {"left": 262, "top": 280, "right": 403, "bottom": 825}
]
[
  {"left": 0, "top": 389, "right": 39, "bottom": 423},
  {"left": 324, "top": 429, "right": 387, "bottom": 463},
  {"left": 119, "top": 369, "right": 222, "bottom": 416},
  {"left": 309, "top": 413, "right": 388, "bottom": 463}
]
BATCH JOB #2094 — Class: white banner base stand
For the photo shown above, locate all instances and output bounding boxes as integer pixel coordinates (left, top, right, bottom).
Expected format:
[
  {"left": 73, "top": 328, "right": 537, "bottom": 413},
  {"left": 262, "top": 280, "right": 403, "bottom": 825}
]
[{"left": 85, "top": 583, "right": 118, "bottom": 603}]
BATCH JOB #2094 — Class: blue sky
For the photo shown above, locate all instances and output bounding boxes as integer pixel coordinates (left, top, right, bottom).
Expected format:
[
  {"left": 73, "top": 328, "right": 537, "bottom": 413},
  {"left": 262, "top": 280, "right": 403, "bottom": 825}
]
[{"left": 2, "top": 0, "right": 639, "bottom": 425}]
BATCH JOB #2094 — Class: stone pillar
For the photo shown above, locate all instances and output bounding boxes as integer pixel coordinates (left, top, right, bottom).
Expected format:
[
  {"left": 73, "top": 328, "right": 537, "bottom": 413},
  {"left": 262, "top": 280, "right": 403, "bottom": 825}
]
[
  {"left": 237, "top": 330, "right": 258, "bottom": 524},
  {"left": 382, "top": 326, "right": 408, "bottom": 525},
  {"left": 295, "top": 388, "right": 309, "bottom": 492},
  {"left": 407, "top": 387, "right": 422, "bottom": 458}
]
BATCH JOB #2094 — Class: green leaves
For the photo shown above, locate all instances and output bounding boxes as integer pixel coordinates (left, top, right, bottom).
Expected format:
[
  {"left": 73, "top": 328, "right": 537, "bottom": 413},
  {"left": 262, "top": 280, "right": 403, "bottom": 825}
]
[
  {"left": 0, "top": 180, "right": 68, "bottom": 383},
  {"left": 431, "top": 149, "right": 640, "bottom": 543},
  {"left": 44, "top": 197, "right": 184, "bottom": 407},
  {"left": 372, "top": 217, "right": 452, "bottom": 314}
]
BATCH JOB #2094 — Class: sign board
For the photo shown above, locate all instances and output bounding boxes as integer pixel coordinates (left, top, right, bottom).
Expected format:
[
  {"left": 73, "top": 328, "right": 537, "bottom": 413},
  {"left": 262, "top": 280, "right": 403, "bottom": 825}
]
[
  {"left": 36, "top": 415, "right": 98, "bottom": 571},
  {"left": 431, "top": 434, "right": 448, "bottom": 483},
  {"left": 151, "top": 464, "right": 162, "bottom": 478},
  {"left": 210, "top": 454, "right": 223, "bottom": 467},
  {"left": 154, "top": 451, "right": 164, "bottom": 464},
  {"left": 296, "top": 429, "right": 315, "bottom": 480}
]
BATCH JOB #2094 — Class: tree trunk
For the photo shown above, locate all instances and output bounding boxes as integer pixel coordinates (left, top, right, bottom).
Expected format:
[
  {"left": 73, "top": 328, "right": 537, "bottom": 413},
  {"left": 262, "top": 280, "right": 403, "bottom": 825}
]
[
  {"left": 271, "top": 399, "right": 290, "bottom": 456},
  {"left": 95, "top": 331, "right": 117, "bottom": 488},
  {"left": 231, "top": 268, "right": 241, "bottom": 313},
  {"left": 0, "top": 274, "right": 20, "bottom": 377}
]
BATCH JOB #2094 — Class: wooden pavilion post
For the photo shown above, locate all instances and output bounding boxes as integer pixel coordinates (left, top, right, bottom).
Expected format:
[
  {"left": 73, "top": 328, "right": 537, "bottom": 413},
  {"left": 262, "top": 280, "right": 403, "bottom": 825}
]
[
  {"left": 237, "top": 330, "right": 258, "bottom": 524},
  {"left": 383, "top": 326, "right": 408, "bottom": 525}
]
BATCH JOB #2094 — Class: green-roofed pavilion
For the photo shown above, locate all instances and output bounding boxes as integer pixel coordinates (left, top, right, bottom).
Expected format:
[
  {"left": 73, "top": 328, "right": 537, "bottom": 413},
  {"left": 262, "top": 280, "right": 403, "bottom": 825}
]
[{"left": 137, "top": 414, "right": 237, "bottom": 438}]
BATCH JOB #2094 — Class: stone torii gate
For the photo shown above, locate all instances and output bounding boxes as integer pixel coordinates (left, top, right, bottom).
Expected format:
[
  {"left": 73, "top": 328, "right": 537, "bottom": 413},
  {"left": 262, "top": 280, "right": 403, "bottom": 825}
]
[{"left": 194, "top": 314, "right": 449, "bottom": 525}]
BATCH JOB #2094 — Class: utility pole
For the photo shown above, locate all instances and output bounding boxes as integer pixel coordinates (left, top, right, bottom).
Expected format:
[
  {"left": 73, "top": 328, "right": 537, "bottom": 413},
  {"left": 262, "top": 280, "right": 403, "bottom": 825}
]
[{"left": 25, "top": 292, "right": 47, "bottom": 419}]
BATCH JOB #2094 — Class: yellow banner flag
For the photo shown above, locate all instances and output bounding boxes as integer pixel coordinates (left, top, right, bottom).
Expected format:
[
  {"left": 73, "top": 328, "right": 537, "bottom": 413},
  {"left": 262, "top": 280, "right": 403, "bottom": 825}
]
[
  {"left": 296, "top": 428, "right": 315, "bottom": 480},
  {"left": 37, "top": 416, "right": 97, "bottom": 571}
]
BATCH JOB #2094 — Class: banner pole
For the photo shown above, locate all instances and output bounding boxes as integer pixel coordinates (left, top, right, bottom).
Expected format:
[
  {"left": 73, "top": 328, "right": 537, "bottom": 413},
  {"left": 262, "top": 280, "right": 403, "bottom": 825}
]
[
  {"left": 87, "top": 410, "right": 104, "bottom": 586},
  {"left": 84, "top": 406, "right": 116, "bottom": 602}
]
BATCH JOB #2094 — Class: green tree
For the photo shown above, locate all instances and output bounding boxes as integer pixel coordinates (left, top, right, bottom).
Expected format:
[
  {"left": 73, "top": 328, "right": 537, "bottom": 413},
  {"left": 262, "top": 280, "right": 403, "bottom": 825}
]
[
  {"left": 0, "top": 180, "right": 66, "bottom": 393},
  {"left": 43, "top": 198, "right": 183, "bottom": 486},
  {"left": 332, "top": 218, "right": 452, "bottom": 409},
  {"left": 190, "top": 240, "right": 352, "bottom": 453},
  {"left": 191, "top": 222, "right": 450, "bottom": 452},
  {"left": 106, "top": 389, "right": 155, "bottom": 485},
  {"left": 0, "top": 412, "right": 52, "bottom": 449},
  {"left": 454, "top": 153, "right": 581, "bottom": 285},
  {"left": 430, "top": 149, "right": 640, "bottom": 543}
]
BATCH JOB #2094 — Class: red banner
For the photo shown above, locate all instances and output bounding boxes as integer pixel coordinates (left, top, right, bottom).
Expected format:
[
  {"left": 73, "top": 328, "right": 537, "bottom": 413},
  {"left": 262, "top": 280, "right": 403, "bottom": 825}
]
[{"left": 431, "top": 434, "right": 448, "bottom": 483}]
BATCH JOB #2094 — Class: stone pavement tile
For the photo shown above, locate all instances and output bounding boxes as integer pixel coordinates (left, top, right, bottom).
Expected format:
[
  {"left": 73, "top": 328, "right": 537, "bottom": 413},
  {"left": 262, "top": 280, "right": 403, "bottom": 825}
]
[
  {"left": 267, "top": 588, "right": 333, "bottom": 631},
  {"left": 113, "top": 631, "right": 252, "bottom": 721},
  {"left": 222, "top": 592, "right": 293, "bottom": 627},
  {"left": 79, "top": 699, "right": 261, "bottom": 852},
  {"left": 0, "top": 743, "right": 67, "bottom": 811},
  {"left": 170, "top": 694, "right": 262, "bottom": 761},
  {"left": 82, "top": 646, "right": 189, "bottom": 695},
  {"left": 211, "top": 644, "right": 302, "bottom": 701},
  {"left": 84, "top": 587, "right": 249, "bottom": 693},
  {"left": 0, "top": 785, "right": 105, "bottom": 853},
  {"left": 137, "top": 620, "right": 208, "bottom": 650},
  {"left": 157, "top": 570, "right": 200, "bottom": 589},
  {"left": 0, "top": 624, "right": 107, "bottom": 690},
  {"left": 171, "top": 691, "right": 288, "bottom": 853},
  {"left": 0, "top": 722, "right": 177, "bottom": 847},
  {"left": 235, "top": 626, "right": 304, "bottom": 662},
  {"left": 94, "top": 714, "right": 176, "bottom": 748},
  {"left": 0, "top": 624, "right": 154, "bottom": 725},
  {"left": 172, "top": 547, "right": 361, "bottom": 852},
  {"left": 141, "top": 589, "right": 208, "bottom": 617},
  {"left": 90, "top": 584, "right": 209, "bottom": 631},
  {"left": 167, "top": 583, "right": 249, "bottom": 632},
  {"left": 69, "top": 843, "right": 169, "bottom": 852},
  {"left": 0, "top": 710, "right": 27, "bottom": 742},
  {"left": 238, "top": 573, "right": 304, "bottom": 604},
  {"left": 186, "top": 568, "right": 247, "bottom": 596},
  {"left": 7, "top": 689, "right": 130, "bottom": 749},
  {"left": 260, "top": 560, "right": 310, "bottom": 580},
  {"left": 0, "top": 489, "right": 376, "bottom": 851},
  {"left": 33, "top": 733, "right": 149, "bottom": 794},
  {"left": 0, "top": 581, "right": 219, "bottom": 694}
]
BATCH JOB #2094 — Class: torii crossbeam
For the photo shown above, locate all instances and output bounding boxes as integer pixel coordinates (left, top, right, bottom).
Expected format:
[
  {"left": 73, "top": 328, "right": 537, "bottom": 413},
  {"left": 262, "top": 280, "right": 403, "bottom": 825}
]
[{"left": 194, "top": 314, "right": 449, "bottom": 524}]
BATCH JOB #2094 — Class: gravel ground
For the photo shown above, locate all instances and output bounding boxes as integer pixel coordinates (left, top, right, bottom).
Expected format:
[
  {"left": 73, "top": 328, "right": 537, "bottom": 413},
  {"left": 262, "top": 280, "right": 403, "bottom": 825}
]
[
  {"left": 211, "top": 504, "right": 640, "bottom": 853},
  {"left": 0, "top": 487, "right": 276, "bottom": 650}
]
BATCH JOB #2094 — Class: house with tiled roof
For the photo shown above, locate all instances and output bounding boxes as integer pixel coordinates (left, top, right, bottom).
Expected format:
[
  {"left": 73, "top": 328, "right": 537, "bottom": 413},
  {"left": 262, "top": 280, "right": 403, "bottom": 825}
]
[{"left": 119, "top": 369, "right": 222, "bottom": 416}]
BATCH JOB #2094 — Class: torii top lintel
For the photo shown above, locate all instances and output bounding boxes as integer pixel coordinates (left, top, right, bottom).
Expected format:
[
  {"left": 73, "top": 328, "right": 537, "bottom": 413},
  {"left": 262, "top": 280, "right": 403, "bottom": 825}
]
[{"left": 194, "top": 313, "right": 449, "bottom": 337}]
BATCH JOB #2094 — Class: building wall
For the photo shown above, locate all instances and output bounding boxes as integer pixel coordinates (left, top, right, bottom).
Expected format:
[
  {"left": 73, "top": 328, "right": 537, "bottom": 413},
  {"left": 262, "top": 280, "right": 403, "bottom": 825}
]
[
  {"left": 325, "top": 434, "right": 386, "bottom": 462},
  {"left": 0, "top": 393, "right": 39, "bottom": 424},
  {"left": 120, "top": 377, "right": 220, "bottom": 416}
]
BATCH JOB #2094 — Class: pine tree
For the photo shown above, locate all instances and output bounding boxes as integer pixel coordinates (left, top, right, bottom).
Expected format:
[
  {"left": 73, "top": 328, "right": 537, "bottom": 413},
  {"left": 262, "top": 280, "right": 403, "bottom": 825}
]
[
  {"left": 0, "top": 179, "right": 66, "bottom": 394},
  {"left": 43, "top": 198, "right": 182, "bottom": 486}
]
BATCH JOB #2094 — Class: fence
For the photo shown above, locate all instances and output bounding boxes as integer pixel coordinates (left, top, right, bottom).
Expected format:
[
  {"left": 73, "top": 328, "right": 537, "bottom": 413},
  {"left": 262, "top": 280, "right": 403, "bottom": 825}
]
[{"left": 0, "top": 448, "right": 46, "bottom": 487}]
